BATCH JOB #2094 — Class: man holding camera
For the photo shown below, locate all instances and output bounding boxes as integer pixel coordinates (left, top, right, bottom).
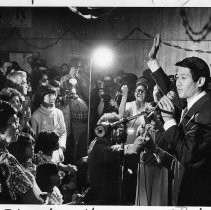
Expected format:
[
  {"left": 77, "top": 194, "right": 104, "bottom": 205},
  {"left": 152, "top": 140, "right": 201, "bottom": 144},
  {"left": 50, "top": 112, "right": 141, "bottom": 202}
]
[{"left": 60, "top": 62, "right": 88, "bottom": 164}]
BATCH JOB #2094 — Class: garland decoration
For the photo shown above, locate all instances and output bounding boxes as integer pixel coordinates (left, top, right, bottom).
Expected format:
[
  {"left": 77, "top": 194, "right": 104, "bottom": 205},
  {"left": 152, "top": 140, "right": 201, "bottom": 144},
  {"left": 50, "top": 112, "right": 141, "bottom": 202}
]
[
  {"left": 1, "top": 18, "right": 211, "bottom": 53},
  {"left": 113, "top": 27, "right": 211, "bottom": 54},
  {"left": 180, "top": 8, "right": 211, "bottom": 42}
]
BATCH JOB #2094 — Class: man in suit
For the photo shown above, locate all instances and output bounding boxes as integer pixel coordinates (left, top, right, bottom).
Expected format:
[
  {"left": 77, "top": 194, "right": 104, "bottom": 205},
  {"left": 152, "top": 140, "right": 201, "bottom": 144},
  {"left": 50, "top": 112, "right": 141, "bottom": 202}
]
[{"left": 147, "top": 35, "right": 211, "bottom": 206}]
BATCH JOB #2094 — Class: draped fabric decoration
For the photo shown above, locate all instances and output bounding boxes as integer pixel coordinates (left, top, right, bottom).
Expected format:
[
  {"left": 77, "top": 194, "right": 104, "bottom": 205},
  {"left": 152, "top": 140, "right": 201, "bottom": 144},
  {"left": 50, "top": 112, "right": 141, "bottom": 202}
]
[
  {"left": 1, "top": 8, "right": 211, "bottom": 54},
  {"left": 180, "top": 8, "right": 211, "bottom": 42}
]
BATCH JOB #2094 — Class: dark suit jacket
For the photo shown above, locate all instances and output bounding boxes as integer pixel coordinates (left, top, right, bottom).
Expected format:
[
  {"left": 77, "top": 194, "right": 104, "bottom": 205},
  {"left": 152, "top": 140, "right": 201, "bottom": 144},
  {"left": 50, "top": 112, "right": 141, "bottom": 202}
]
[
  {"left": 150, "top": 66, "right": 211, "bottom": 205},
  {"left": 162, "top": 93, "right": 211, "bottom": 206}
]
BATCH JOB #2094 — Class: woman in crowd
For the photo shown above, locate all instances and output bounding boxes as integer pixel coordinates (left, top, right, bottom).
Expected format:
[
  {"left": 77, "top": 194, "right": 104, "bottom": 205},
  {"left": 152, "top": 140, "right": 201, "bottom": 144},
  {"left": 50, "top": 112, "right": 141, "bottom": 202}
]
[
  {"left": 119, "top": 80, "right": 150, "bottom": 144},
  {"left": 118, "top": 80, "right": 168, "bottom": 205},
  {"left": 4, "top": 70, "right": 28, "bottom": 96},
  {"left": 0, "top": 100, "right": 43, "bottom": 204},
  {"left": 0, "top": 87, "right": 34, "bottom": 137},
  {"left": 31, "top": 84, "right": 67, "bottom": 162}
]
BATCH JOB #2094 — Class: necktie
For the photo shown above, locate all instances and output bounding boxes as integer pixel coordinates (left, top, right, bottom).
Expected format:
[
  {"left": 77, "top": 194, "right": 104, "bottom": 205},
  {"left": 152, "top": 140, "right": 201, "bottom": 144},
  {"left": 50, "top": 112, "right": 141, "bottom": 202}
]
[{"left": 180, "top": 106, "right": 188, "bottom": 123}]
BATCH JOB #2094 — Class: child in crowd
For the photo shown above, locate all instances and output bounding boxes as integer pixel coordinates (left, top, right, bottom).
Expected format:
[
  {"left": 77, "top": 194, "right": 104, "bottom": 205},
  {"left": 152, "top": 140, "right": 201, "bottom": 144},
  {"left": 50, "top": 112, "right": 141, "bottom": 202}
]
[
  {"left": 34, "top": 130, "right": 77, "bottom": 173},
  {"left": 8, "top": 132, "right": 36, "bottom": 176},
  {"left": 36, "top": 163, "right": 63, "bottom": 205},
  {"left": 31, "top": 84, "right": 67, "bottom": 163}
]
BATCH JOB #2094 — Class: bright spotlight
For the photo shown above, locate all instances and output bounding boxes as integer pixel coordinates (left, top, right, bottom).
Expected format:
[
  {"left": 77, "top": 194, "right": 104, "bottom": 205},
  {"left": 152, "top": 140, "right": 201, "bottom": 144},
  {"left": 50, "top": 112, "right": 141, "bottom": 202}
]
[{"left": 92, "top": 46, "right": 114, "bottom": 68}]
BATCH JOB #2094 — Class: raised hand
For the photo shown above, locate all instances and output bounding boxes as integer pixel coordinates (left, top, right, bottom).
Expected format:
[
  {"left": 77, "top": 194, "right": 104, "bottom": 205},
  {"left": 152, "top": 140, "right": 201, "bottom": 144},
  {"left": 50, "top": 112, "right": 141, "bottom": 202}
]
[
  {"left": 148, "top": 33, "right": 161, "bottom": 59},
  {"left": 121, "top": 85, "right": 129, "bottom": 97}
]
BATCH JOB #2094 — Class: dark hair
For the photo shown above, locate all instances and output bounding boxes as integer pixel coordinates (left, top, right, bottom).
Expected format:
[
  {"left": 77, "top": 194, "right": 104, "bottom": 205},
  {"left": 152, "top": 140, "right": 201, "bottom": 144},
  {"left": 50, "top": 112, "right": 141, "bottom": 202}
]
[
  {"left": 0, "top": 87, "right": 23, "bottom": 105},
  {"left": 0, "top": 100, "right": 16, "bottom": 132},
  {"left": 36, "top": 163, "right": 59, "bottom": 192},
  {"left": 32, "top": 84, "right": 56, "bottom": 111},
  {"left": 34, "top": 130, "right": 59, "bottom": 154},
  {"left": 31, "top": 69, "right": 49, "bottom": 92},
  {"left": 135, "top": 80, "right": 148, "bottom": 91},
  {"left": 175, "top": 57, "right": 210, "bottom": 91},
  {"left": 39, "top": 84, "right": 56, "bottom": 98},
  {"left": 8, "top": 132, "right": 34, "bottom": 163}
]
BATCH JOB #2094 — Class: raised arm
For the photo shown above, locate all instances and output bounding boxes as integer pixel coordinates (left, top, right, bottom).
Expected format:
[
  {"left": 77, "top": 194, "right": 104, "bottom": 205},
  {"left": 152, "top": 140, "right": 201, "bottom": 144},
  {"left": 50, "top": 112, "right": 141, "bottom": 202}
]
[{"left": 118, "top": 85, "right": 129, "bottom": 118}]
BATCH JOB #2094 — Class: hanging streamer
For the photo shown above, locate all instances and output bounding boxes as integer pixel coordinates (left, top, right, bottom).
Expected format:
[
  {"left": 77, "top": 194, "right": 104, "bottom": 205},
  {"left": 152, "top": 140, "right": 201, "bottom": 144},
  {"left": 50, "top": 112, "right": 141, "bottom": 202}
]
[{"left": 1, "top": 14, "right": 211, "bottom": 53}]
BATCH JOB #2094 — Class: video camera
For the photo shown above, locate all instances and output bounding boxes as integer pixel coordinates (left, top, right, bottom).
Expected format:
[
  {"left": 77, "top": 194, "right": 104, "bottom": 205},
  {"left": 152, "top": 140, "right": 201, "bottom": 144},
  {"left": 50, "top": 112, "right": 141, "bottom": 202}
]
[{"left": 96, "top": 71, "right": 138, "bottom": 102}]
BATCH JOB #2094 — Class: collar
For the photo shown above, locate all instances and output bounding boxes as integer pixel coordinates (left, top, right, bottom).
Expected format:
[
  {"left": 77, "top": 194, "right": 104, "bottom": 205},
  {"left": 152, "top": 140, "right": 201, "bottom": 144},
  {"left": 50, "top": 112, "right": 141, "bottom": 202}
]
[{"left": 187, "top": 91, "right": 206, "bottom": 110}]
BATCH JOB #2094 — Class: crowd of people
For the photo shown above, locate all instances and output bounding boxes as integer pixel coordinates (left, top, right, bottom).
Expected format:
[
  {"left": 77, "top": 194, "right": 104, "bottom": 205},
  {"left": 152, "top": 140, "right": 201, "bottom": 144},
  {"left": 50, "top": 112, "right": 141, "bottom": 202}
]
[{"left": 0, "top": 33, "right": 211, "bottom": 206}]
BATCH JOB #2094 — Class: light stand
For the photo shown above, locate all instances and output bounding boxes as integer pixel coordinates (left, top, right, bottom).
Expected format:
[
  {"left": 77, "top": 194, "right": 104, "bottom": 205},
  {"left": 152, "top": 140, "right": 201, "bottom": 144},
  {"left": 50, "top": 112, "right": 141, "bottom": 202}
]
[
  {"left": 87, "top": 58, "right": 93, "bottom": 149},
  {"left": 87, "top": 46, "right": 114, "bottom": 148}
]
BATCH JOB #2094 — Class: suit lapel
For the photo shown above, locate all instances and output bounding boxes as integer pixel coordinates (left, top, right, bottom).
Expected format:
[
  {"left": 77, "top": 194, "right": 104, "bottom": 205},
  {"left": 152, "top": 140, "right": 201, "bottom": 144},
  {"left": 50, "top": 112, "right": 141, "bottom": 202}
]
[{"left": 181, "top": 94, "right": 210, "bottom": 127}]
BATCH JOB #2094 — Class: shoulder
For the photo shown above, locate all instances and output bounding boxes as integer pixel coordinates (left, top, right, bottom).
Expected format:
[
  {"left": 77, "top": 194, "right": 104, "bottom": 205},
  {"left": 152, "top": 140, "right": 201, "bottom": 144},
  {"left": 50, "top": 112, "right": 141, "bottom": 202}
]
[
  {"left": 32, "top": 108, "right": 41, "bottom": 118},
  {"left": 194, "top": 95, "right": 211, "bottom": 125},
  {"left": 2, "top": 151, "right": 19, "bottom": 166},
  {"left": 3, "top": 153, "right": 32, "bottom": 185},
  {"left": 54, "top": 108, "right": 64, "bottom": 116},
  {"left": 126, "top": 101, "right": 135, "bottom": 109}
]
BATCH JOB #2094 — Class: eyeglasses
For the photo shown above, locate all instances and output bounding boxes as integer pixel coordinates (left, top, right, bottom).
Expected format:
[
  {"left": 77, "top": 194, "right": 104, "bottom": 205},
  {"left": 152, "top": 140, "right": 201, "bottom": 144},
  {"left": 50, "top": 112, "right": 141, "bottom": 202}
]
[
  {"left": 135, "top": 89, "right": 146, "bottom": 94},
  {"left": 41, "top": 78, "right": 48, "bottom": 83}
]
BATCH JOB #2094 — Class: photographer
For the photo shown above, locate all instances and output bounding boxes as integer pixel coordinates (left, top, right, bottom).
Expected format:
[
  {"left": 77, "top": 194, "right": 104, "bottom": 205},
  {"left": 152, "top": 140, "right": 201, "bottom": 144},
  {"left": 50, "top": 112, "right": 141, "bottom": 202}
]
[
  {"left": 61, "top": 75, "right": 88, "bottom": 163},
  {"left": 97, "top": 80, "right": 118, "bottom": 116},
  {"left": 89, "top": 79, "right": 119, "bottom": 144},
  {"left": 87, "top": 112, "right": 149, "bottom": 205}
]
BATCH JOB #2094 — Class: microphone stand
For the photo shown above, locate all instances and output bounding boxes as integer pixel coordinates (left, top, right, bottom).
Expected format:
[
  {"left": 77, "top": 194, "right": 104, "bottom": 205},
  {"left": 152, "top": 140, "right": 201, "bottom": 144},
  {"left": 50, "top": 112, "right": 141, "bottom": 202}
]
[
  {"left": 117, "top": 112, "right": 147, "bottom": 205},
  {"left": 118, "top": 119, "right": 127, "bottom": 205},
  {"left": 95, "top": 111, "right": 151, "bottom": 204}
]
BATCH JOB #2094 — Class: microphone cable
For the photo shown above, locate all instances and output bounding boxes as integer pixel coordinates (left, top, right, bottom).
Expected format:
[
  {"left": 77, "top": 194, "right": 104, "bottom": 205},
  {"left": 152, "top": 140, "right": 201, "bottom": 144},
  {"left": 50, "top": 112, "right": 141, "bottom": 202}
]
[{"left": 143, "top": 162, "right": 151, "bottom": 206}]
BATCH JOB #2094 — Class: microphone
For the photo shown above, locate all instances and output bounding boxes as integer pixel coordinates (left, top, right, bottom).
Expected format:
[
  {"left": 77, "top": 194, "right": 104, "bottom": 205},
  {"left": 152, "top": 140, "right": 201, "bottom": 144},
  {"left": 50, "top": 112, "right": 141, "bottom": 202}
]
[
  {"left": 142, "top": 91, "right": 176, "bottom": 125},
  {"left": 167, "top": 91, "right": 176, "bottom": 100},
  {"left": 94, "top": 112, "right": 148, "bottom": 138},
  {"left": 95, "top": 91, "right": 176, "bottom": 138},
  {"left": 149, "top": 91, "right": 176, "bottom": 111}
]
